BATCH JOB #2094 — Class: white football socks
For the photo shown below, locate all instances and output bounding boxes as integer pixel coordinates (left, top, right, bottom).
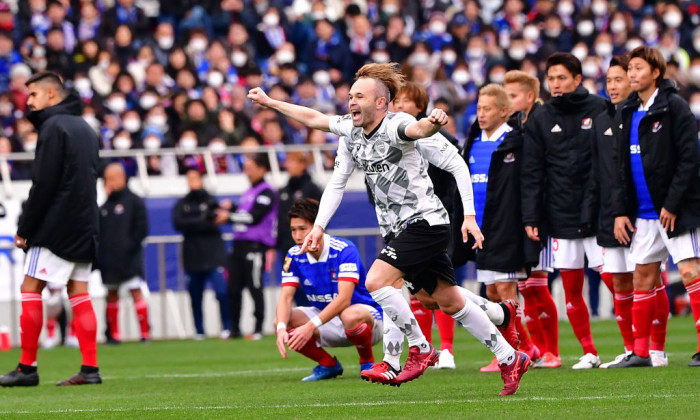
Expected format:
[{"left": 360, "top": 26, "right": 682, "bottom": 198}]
[
  {"left": 382, "top": 310, "right": 404, "bottom": 370},
  {"left": 451, "top": 296, "right": 516, "bottom": 365},
  {"left": 457, "top": 286, "right": 505, "bottom": 326},
  {"left": 370, "top": 286, "right": 430, "bottom": 352}
]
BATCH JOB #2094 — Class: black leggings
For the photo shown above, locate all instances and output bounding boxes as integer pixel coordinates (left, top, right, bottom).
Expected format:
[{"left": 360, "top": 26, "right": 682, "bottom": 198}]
[{"left": 227, "top": 241, "right": 266, "bottom": 335}]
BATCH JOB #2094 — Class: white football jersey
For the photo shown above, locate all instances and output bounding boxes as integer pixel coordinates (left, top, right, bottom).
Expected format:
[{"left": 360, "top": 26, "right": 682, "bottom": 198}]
[{"left": 329, "top": 112, "right": 453, "bottom": 237}]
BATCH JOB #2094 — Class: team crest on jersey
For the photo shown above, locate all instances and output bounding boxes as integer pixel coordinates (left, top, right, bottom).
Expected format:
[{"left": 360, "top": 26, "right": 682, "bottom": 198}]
[
  {"left": 503, "top": 152, "right": 515, "bottom": 163},
  {"left": 581, "top": 118, "right": 593, "bottom": 130},
  {"left": 652, "top": 121, "right": 662, "bottom": 132},
  {"left": 114, "top": 204, "right": 124, "bottom": 215},
  {"left": 329, "top": 268, "right": 338, "bottom": 282},
  {"left": 283, "top": 257, "right": 292, "bottom": 272},
  {"left": 374, "top": 141, "right": 386, "bottom": 155}
]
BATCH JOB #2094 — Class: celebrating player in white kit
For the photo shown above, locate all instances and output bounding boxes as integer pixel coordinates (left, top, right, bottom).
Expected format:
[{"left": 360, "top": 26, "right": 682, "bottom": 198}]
[{"left": 250, "top": 63, "right": 530, "bottom": 395}]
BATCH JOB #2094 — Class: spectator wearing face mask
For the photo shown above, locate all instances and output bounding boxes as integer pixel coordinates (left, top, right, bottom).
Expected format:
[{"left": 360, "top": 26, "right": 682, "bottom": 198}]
[
  {"left": 176, "top": 129, "right": 205, "bottom": 175},
  {"left": 148, "top": 22, "right": 176, "bottom": 67},
  {"left": 121, "top": 109, "right": 142, "bottom": 140},
  {"left": 416, "top": 12, "right": 453, "bottom": 52},
  {"left": 254, "top": 7, "right": 289, "bottom": 59},
  {"left": 104, "top": 129, "right": 137, "bottom": 177},
  {"left": 141, "top": 126, "right": 178, "bottom": 176}
]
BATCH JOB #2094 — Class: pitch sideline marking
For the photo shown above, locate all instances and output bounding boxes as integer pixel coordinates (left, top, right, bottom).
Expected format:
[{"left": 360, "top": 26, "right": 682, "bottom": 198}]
[{"left": 0, "top": 394, "right": 695, "bottom": 414}]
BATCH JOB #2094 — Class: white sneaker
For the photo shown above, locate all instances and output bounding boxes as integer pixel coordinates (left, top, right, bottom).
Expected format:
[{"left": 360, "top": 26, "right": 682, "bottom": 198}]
[
  {"left": 437, "top": 349, "right": 456, "bottom": 369},
  {"left": 194, "top": 334, "right": 205, "bottom": 341},
  {"left": 42, "top": 336, "right": 59, "bottom": 350},
  {"left": 65, "top": 335, "right": 79, "bottom": 348},
  {"left": 572, "top": 353, "right": 601, "bottom": 369},
  {"left": 650, "top": 350, "right": 668, "bottom": 367},
  {"left": 220, "top": 329, "right": 231, "bottom": 340},
  {"left": 600, "top": 351, "right": 631, "bottom": 369},
  {"left": 246, "top": 332, "right": 263, "bottom": 341}
]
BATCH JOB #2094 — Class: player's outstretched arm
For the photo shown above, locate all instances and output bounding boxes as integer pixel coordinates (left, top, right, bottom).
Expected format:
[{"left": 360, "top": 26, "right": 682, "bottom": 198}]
[
  {"left": 299, "top": 143, "right": 353, "bottom": 254},
  {"left": 248, "top": 87, "right": 331, "bottom": 132},
  {"left": 404, "top": 108, "right": 449, "bottom": 140}
]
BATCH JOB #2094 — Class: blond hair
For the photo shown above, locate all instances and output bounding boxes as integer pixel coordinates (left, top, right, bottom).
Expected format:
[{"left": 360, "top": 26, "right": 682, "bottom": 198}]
[
  {"left": 504, "top": 70, "right": 540, "bottom": 99},
  {"left": 479, "top": 83, "right": 510, "bottom": 111},
  {"left": 355, "top": 62, "right": 405, "bottom": 104}
]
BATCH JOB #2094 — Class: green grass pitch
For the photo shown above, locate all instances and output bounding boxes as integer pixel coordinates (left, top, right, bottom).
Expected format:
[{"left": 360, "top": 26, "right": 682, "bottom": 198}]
[{"left": 0, "top": 317, "right": 698, "bottom": 419}]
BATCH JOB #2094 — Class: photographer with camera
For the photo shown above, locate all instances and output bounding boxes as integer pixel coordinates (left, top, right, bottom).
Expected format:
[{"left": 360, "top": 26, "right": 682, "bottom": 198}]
[{"left": 172, "top": 168, "right": 232, "bottom": 340}]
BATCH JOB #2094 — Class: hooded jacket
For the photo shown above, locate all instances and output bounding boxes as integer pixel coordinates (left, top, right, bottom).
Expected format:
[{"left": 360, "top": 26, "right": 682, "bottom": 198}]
[
  {"left": 18, "top": 91, "right": 100, "bottom": 263},
  {"left": 612, "top": 79, "right": 700, "bottom": 238},
  {"left": 521, "top": 85, "right": 607, "bottom": 239}
]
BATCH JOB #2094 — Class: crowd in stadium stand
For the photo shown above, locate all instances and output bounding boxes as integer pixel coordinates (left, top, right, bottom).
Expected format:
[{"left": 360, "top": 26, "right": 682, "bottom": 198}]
[{"left": 1, "top": 0, "right": 700, "bottom": 180}]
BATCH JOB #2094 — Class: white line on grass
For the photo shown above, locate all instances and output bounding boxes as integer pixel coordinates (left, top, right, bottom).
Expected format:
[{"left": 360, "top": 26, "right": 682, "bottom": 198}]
[
  {"left": 102, "top": 366, "right": 310, "bottom": 380},
  {"left": 0, "top": 393, "right": 694, "bottom": 415}
]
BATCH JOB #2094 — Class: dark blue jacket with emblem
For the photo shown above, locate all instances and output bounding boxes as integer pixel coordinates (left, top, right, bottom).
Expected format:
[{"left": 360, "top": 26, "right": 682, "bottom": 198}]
[
  {"left": 612, "top": 79, "right": 700, "bottom": 238},
  {"left": 521, "top": 85, "right": 607, "bottom": 239},
  {"left": 97, "top": 186, "right": 148, "bottom": 284}
]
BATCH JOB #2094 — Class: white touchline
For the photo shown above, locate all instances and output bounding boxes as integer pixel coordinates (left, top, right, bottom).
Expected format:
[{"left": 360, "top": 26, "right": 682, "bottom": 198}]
[{"left": 0, "top": 394, "right": 694, "bottom": 415}]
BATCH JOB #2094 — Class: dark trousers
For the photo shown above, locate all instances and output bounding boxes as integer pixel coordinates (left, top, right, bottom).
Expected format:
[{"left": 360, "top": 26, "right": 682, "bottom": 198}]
[
  {"left": 187, "top": 268, "right": 231, "bottom": 335},
  {"left": 228, "top": 241, "right": 266, "bottom": 335}
]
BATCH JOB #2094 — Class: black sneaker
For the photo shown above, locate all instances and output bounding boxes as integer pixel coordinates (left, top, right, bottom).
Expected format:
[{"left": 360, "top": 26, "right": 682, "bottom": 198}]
[
  {"left": 0, "top": 366, "right": 39, "bottom": 387},
  {"left": 689, "top": 352, "right": 700, "bottom": 367},
  {"left": 607, "top": 353, "right": 652, "bottom": 368},
  {"left": 105, "top": 336, "right": 122, "bottom": 345},
  {"left": 56, "top": 370, "right": 102, "bottom": 386}
]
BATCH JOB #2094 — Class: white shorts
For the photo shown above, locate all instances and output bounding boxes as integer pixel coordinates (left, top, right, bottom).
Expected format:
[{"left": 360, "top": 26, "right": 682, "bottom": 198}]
[
  {"left": 629, "top": 219, "right": 700, "bottom": 265},
  {"left": 297, "top": 305, "right": 383, "bottom": 348},
  {"left": 24, "top": 247, "right": 92, "bottom": 284},
  {"left": 104, "top": 276, "right": 143, "bottom": 292},
  {"left": 46, "top": 281, "right": 66, "bottom": 291},
  {"left": 476, "top": 269, "right": 527, "bottom": 285},
  {"left": 533, "top": 247, "right": 554, "bottom": 272},
  {"left": 602, "top": 247, "right": 635, "bottom": 274},
  {"left": 550, "top": 236, "right": 603, "bottom": 269}
]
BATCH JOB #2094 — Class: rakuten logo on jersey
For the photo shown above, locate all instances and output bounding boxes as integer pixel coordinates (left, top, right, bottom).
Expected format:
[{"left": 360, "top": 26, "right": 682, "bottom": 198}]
[
  {"left": 307, "top": 293, "right": 339, "bottom": 303},
  {"left": 361, "top": 161, "right": 390, "bottom": 173},
  {"left": 471, "top": 173, "right": 488, "bottom": 183}
]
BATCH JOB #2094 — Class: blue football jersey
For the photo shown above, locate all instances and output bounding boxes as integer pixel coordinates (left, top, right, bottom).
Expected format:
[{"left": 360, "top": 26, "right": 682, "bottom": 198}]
[
  {"left": 630, "top": 110, "right": 657, "bottom": 219},
  {"left": 281, "top": 235, "right": 380, "bottom": 313}
]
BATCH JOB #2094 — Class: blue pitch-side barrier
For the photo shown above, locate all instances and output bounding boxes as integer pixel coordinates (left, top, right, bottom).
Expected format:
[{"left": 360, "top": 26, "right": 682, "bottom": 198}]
[{"left": 142, "top": 191, "right": 379, "bottom": 291}]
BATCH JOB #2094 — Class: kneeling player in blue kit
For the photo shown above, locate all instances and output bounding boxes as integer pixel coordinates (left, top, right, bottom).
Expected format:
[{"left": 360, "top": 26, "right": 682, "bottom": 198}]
[{"left": 275, "top": 198, "right": 386, "bottom": 381}]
